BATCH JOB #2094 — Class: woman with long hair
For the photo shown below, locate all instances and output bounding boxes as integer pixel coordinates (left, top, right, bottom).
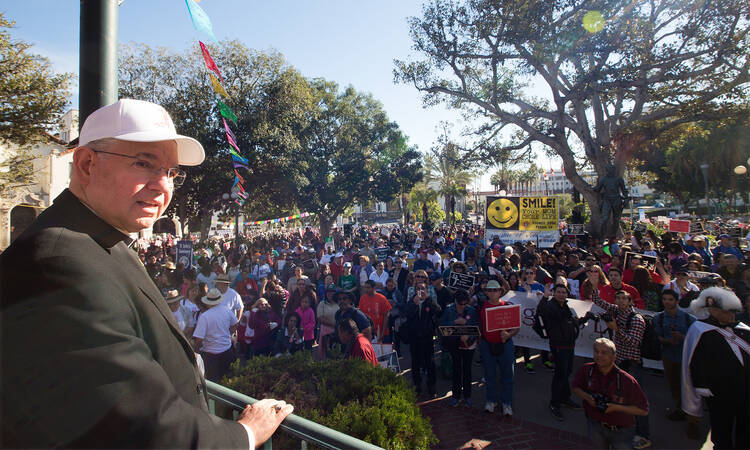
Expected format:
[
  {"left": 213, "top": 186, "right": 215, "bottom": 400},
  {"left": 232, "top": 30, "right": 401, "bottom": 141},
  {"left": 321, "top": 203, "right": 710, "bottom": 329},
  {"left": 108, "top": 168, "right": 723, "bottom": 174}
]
[
  {"left": 631, "top": 266, "right": 664, "bottom": 311},
  {"left": 285, "top": 280, "right": 317, "bottom": 327},
  {"left": 580, "top": 266, "right": 610, "bottom": 300}
]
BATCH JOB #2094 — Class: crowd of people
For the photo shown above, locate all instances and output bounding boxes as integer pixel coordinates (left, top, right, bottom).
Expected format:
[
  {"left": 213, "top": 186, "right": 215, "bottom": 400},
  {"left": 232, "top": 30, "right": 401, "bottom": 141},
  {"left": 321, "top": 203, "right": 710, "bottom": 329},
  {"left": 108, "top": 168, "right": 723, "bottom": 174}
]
[{"left": 143, "top": 218, "right": 749, "bottom": 450}]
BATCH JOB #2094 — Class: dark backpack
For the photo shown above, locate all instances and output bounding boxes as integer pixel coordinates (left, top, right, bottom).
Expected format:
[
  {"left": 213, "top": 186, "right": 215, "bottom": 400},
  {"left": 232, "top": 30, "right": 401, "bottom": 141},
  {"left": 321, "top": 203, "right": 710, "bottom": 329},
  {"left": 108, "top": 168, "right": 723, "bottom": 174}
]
[{"left": 627, "top": 312, "right": 662, "bottom": 360}]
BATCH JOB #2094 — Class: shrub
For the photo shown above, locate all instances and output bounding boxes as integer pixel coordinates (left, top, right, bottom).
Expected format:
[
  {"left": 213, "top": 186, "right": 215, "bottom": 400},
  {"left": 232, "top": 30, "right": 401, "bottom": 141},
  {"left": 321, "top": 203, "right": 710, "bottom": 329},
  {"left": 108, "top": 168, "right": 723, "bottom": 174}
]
[{"left": 223, "top": 352, "right": 437, "bottom": 449}]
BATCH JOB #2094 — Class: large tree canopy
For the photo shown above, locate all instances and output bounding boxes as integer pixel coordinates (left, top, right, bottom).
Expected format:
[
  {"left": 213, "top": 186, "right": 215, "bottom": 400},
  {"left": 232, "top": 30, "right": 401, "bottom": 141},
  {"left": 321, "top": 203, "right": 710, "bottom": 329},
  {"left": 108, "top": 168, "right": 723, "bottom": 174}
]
[
  {"left": 395, "top": 0, "right": 750, "bottom": 235},
  {"left": 0, "top": 13, "right": 73, "bottom": 146}
]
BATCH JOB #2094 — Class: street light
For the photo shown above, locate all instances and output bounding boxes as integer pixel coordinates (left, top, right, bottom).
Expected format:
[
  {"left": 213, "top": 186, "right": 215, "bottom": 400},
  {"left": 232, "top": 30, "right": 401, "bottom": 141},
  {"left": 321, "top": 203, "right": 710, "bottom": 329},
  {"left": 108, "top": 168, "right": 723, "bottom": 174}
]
[
  {"left": 699, "top": 163, "right": 710, "bottom": 217},
  {"left": 222, "top": 192, "right": 240, "bottom": 242}
]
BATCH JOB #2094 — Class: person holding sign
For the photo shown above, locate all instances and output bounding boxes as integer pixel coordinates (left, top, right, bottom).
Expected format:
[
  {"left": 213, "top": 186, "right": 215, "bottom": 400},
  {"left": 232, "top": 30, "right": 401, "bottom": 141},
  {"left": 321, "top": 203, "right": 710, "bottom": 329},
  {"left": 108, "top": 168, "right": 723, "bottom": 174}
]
[
  {"left": 440, "top": 289, "right": 478, "bottom": 407},
  {"left": 479, "top": 280, "right": 519, "bottom": 416}
]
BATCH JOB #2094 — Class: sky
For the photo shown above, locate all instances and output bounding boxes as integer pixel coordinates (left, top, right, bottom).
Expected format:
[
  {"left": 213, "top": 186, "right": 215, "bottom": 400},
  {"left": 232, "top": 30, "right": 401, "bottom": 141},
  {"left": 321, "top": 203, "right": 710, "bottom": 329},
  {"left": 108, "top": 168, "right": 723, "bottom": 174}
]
[{"left": 2, "top": 0, "right": 553, "bottom": 190}]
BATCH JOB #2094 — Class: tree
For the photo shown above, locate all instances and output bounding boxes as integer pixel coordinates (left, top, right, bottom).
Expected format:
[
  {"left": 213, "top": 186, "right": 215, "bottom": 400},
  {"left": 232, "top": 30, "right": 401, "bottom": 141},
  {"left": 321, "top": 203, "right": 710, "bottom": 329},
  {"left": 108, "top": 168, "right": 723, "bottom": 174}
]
[
  {"left": 407, "top": 182, "right": 438, "bottom": 225},
  {"left": 119, "top": 42, "right": 312, "bottom": 237},
  {"left": 292, "top": 79, "right": 422, "bottom": 238},
  {"left": 425, "top": 140, "right": 473, "bottom": 227},
  {"left": 636, "top": 116, "right": 750, "bottom": 210},
  {"left": 0, "top": 13, "right": 73, "bottom": 146},
  {"left": 395, "top": 0, "right": 750, "bottom": 237},
  {"left": 0, "top": 147, "right": 35, "bottom": 196}
]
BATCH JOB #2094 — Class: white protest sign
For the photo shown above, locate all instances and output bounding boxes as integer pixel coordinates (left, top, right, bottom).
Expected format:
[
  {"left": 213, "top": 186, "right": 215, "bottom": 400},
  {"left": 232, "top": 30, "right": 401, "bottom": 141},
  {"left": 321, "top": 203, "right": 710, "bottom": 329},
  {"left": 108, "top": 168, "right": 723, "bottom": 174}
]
[{"left": 501, "top": 291, "right": 663, "bottom": 370}]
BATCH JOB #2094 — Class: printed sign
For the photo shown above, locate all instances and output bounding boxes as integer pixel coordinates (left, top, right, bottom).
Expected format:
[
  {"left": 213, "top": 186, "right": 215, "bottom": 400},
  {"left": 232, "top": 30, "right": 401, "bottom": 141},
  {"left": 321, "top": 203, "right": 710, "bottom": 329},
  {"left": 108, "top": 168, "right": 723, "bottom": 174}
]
[
  {"left": 176, "top": 240, "right": 194, "bottom": 269},
  {"left": 566, "top": 224, "right": 585, "bottom": 235},
  {"left": 484, "top": 304, "right": 522, "bottom": 332},
  {"left": 669, "top": 219, "right": 691, "bottom": 233},
  {"left": 375, "top": 247, "right": 390, "bottom": 262},
  {"left": 484, "top": 230, "right": 559, "bottom": 248},
  {"left": 638, "top": 208, "right": 646, "bottom": 221},
  {"left": 439, "top": 325, "right": 481, "bottom": 337},
  {"left": 485, "top": 196, "right": 559, "bottom": 231},
  {"left": 501, "top": 291, "right": 662, "bottom": 369},
  {"left": 447, "top": 272, "right": 476, "bottom": 290},
  {"left": 623, "top": 251, "right": 657, "bottom": 271}
]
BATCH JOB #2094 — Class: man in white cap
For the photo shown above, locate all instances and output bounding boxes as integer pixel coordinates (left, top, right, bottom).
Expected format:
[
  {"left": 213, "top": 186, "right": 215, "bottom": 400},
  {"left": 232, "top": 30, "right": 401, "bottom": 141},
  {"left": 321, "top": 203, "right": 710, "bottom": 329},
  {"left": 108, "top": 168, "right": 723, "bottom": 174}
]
[
  {"left": 0, "top": 99, "right": 292, "bottom": 448},
  {"left": 682, "top": 287, "right": 749, "bottom": 449}
]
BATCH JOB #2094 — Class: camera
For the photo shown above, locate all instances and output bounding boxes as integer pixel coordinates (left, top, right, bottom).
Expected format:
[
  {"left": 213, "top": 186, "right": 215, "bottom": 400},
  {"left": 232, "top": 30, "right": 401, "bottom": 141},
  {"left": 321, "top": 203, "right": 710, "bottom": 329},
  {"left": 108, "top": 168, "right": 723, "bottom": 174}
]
[
  {"left": 592, "top": 393, "right": 609, "bottom": 413},
  {"left": 584, "top": 311, "right": 599, "bottom": 322},
  {"left": 601, "top": 312, "right": 613, "bottom": 323}
]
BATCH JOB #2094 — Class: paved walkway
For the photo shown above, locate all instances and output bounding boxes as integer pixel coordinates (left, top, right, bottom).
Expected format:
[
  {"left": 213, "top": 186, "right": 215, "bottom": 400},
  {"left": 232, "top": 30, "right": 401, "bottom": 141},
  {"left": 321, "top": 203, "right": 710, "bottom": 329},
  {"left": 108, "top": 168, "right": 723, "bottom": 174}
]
[{"left": 397, "top": 344, "right": 714, "bottom": 449}]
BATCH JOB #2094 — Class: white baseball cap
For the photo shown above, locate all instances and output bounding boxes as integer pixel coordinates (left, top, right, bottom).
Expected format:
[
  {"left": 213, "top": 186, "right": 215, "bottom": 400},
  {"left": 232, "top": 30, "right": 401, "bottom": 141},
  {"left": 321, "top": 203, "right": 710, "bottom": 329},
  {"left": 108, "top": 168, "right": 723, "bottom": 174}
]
[{"left": 78, "top": 99, "right": 205, "bottom": 166}]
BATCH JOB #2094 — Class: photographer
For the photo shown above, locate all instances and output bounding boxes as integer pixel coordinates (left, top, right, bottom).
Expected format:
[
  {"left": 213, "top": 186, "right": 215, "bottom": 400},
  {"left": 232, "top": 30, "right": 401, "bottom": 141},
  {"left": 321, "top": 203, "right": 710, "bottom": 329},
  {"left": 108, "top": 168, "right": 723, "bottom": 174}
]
[
  {"left": 404, "top": 281, "right": 442, "bottom": 397},
  {"left": 543, "top": 284, "right": 594, "bottom": 421},
  {"left": 572, "top": 338, "right": 649, "bottom": 450},
  {"left": 591, "top": 284, "right": 651, "bottom": 449}
]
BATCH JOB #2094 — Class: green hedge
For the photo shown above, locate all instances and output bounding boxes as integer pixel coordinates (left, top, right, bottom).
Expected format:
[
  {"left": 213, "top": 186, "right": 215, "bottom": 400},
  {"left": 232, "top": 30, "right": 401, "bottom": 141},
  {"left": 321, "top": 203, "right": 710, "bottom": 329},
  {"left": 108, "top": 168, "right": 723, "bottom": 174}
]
[{"left": 223, "top": 352, "right": 437, "bottom": 449}]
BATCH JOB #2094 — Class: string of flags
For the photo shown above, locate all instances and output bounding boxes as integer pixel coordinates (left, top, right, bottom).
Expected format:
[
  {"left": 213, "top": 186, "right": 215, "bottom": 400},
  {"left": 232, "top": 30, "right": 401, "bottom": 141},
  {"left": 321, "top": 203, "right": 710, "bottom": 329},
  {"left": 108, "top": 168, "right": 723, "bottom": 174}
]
[
  {"left": 184, "top": 0, "right": 248, "bottom": 206},
  {"left": 250, "top": 212, "right": 313, "bottom": 226}
]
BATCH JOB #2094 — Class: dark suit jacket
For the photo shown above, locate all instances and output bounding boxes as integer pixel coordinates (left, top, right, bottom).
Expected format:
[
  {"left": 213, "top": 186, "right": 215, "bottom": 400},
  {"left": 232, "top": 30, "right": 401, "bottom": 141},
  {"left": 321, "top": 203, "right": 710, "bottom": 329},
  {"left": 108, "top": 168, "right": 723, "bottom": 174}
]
[{"left": 0, "top": 189, "right": 247, "bottom": 448}]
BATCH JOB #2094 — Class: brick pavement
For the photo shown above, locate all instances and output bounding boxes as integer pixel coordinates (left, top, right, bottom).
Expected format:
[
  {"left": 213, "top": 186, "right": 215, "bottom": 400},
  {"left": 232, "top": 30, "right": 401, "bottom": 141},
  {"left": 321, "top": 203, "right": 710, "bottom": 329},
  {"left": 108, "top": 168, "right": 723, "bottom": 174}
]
[{"left": 419, "top": 397, "right": 593, "bottom": 449}]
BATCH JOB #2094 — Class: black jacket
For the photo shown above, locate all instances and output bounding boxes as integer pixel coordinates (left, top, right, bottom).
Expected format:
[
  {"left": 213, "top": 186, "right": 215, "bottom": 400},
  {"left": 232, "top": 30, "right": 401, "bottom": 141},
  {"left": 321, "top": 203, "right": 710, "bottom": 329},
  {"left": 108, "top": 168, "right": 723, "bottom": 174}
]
[
  {"left": 404, "top": 298, "right": 442, "bottom": 342},
  {"left": 0, "top": 190, "right": 247, "bottom": 448},
  {"left": 541, "top": 298, "right": 585, "bottom": 349}
]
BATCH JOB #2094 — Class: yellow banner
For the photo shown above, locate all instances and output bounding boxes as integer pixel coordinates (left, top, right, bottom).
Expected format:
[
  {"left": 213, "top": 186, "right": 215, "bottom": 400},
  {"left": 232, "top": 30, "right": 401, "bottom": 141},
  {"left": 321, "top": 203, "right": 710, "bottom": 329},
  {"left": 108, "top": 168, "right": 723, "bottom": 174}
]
[{"left": 485, "top": 196, "right": 558, "bottom": 231}]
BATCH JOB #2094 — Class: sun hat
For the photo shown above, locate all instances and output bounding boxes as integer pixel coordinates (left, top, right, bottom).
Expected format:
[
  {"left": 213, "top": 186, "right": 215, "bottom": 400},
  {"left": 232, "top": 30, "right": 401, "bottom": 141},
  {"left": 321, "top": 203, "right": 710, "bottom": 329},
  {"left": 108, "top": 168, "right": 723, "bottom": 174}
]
[
  {"left": 78, "top": 99, "right": 205, "bottom": 166},
  {"left": 164, "top": 289, "right": 182, "bottom": 304},
  {"left": 215, "top": 273, "right": 231, "bottom": 284},
  {"left": 201, "top": 288, "right": 225, "bottom": 306},
  {"left": 485, "top": 280, "right": 501, "bottom": 290}
]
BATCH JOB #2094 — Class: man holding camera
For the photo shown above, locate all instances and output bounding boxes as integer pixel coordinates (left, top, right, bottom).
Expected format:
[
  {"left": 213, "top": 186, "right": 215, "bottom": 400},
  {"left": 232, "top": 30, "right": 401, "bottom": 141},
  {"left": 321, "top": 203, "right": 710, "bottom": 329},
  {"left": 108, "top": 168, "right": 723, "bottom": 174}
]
[
  {"left": 404, "top": 281, "right": 442, "bottom": 397},
  {"left": 572, "top": 338, "right": 649, "bottom": 450}
]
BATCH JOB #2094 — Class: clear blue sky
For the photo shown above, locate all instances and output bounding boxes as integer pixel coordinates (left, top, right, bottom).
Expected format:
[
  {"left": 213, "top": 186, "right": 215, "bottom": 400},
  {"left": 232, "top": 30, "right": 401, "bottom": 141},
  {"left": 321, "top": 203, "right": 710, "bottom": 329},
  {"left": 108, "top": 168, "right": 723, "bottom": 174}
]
[{"left": 3, "top": 0, "right": 552, "bottom": 189}]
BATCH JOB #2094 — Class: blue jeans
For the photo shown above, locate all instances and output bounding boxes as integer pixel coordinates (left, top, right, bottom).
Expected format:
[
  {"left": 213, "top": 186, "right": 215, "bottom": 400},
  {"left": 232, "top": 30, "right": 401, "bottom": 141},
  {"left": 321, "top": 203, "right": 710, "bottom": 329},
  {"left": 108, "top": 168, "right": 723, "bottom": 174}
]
[
  {"left": 587, "top": 417, "right": 634, "bottom": 450},
  {"left": 479, "top": 339, "right": 514, "bottom": 405}
]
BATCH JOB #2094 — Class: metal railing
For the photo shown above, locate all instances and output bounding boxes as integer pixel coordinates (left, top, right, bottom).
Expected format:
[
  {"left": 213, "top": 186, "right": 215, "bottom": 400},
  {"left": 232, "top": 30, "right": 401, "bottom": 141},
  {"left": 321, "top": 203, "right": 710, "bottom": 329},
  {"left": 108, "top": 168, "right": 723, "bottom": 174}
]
[{"left": 206, "top": 381, "right": 382, "bottom": 450}]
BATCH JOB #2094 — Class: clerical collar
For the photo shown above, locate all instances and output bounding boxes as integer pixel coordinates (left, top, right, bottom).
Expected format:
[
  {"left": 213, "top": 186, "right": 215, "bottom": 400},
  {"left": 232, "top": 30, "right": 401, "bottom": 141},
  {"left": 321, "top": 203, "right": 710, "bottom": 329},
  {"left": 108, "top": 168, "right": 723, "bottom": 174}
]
[{"left": 77, "top": 197, "right": 136, "bottom": 245}]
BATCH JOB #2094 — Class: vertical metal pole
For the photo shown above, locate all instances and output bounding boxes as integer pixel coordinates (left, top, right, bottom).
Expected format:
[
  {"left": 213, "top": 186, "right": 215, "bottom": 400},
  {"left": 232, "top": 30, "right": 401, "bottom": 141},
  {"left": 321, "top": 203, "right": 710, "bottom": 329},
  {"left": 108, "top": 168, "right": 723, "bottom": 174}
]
[{"left": 79, "top": 0, "right": 119, "bottom": 127}]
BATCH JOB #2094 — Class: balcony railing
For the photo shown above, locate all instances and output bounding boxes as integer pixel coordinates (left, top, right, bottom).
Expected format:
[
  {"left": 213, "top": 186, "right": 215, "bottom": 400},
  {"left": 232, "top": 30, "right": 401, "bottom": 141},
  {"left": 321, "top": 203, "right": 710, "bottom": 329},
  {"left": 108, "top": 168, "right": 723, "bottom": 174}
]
[{"left": 206, "top": 381, "right": 383, "bottom": 450}]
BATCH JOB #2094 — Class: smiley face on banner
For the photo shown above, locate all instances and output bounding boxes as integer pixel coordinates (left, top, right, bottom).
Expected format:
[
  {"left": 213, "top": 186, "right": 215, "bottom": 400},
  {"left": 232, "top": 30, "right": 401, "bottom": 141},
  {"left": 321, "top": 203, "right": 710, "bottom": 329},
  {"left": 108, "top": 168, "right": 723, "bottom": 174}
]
[{"left": 486, "top": 197, "right": 519, "bottom": 229}]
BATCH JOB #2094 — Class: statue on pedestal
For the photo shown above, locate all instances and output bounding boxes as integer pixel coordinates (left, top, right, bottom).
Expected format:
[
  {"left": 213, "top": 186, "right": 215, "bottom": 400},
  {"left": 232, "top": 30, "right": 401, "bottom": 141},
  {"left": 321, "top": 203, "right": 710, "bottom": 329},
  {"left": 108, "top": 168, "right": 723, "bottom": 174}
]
[{"left": 592, "top": 164, "right": 629, "bottom": 237}]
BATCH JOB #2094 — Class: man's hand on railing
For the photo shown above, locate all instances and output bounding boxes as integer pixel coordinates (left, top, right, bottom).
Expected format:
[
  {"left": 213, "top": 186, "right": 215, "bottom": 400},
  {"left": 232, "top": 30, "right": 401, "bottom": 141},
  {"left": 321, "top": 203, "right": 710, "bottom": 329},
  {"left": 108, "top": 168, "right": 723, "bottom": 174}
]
[{"left": 238, "top": 398, "right": 294, "bottom": 448}]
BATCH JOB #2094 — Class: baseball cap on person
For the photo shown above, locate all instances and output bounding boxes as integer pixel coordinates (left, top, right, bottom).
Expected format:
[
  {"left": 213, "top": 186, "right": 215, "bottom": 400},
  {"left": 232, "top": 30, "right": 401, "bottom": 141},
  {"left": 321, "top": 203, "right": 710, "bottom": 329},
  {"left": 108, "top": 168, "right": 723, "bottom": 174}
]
[
  {"left": 78, "top": 99, "right": 205, "bottom": 166},
  {"left": 429, "top": 272, "right": 442, "bottom": 281},
  {"left": 343, "top": 262, "right": 352, "bottom": 268},
  {"left": 719, "top": 234, "right": 730, "bottom": 239}
]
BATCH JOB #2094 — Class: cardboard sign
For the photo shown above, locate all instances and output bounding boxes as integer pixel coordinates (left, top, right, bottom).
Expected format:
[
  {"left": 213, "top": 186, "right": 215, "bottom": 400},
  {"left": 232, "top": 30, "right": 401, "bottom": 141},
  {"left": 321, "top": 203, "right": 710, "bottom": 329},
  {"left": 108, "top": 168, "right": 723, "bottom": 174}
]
[
  {"left": 669, "top": 219, "right": 691, "bottom": 233},
  {"left": 375, "top": 247, "right": 390, "bottom": 262},
  {"left": 566, "top": 224, "right": 585, "bottom": 235},
  {"left": 485, "top": 196, "right": 559, "bottom": 231},
  {"left": 176, "top": 240, "right": 194, "bottom": 269},
  {"left": 623, "top": 251, "right": 657, "bottom": 271},
  {"left": 439, "top": 325, "right": 481, "bottom": 337},
  {"left": 484, "top": 304, "right": 522, "bottom": 332},
  {"left": 447, "top": 272, "right": 476, "bottom": 291}
]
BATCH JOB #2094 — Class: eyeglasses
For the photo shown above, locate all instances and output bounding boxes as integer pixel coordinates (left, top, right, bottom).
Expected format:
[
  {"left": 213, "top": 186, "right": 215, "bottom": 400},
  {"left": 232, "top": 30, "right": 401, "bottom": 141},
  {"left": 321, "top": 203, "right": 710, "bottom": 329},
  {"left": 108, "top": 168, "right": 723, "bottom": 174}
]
[{"left": 92, "top": 150, "right": 186, "bottom": 186}]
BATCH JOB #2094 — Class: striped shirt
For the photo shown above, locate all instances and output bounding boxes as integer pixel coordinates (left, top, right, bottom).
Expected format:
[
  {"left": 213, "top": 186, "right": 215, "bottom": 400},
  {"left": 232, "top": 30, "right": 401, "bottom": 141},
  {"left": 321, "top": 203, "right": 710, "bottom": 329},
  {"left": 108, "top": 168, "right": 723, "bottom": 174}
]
[{"left": 591, "top": 290, "right": 645, "bottom": 364}]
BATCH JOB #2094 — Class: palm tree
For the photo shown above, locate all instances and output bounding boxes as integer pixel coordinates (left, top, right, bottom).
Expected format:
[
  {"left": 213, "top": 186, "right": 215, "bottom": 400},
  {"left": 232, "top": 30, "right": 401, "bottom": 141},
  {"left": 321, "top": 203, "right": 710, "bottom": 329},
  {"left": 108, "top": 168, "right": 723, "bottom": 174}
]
[
  {"left": 407, "top": 182, "right": 437, "bottom": 224},
  {"left": 425, "top": 143, "right": 474, "bottom": 226}
]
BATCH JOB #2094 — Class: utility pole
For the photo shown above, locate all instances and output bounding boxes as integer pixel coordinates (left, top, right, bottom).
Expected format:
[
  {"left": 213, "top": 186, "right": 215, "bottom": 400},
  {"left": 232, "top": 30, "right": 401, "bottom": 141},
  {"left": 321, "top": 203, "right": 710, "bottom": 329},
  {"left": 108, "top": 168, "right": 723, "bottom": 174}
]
[{"left": 79, "top": 0, "right": 119, "bottom": 126}]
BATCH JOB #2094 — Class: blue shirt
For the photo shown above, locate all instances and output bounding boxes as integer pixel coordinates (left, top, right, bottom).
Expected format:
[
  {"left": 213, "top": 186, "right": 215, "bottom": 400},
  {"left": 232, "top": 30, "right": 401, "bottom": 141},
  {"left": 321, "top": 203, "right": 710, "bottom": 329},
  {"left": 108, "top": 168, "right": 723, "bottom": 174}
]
[
  {"left": 517, "top": 282, "right": 545, "bottom": 293},
  {"left": 653, "top": 309, "right": 695, "bottom": 362}
]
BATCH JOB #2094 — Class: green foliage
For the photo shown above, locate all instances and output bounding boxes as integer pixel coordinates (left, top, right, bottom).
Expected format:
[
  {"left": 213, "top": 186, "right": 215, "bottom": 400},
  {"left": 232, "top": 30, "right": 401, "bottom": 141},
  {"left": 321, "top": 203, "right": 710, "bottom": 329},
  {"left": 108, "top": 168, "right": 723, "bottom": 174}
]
[
  {"left": 448, "top": 211, "right": 463, "bottom": 223},
  {"left": 0, "top": 147, "right": 37, "bottom": 196},
  {"left": 425, "top": 199, "right": 446, "bottom": 225},
  {"left": 223, "top": 352, "right": 437, "bottom": 449},
  {"left": 0, "top": 13, "right": 73, "bottom": 145}
]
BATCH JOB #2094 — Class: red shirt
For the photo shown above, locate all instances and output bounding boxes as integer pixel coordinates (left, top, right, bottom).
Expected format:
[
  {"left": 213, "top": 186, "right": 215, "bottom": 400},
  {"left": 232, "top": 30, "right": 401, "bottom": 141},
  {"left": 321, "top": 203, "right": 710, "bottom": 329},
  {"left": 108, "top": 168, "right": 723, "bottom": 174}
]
[
  {"left": 597, "top": 283, "right": 644, "bottom": 310},
  {"left": 359, "top": 293, "right": 392, "bottom": 337},
  {"left": 572, "top": 362, "right": 649, "bottom": 428},
  {"left": 349, "top": 333, "right": 378, "bottom": 367},
  {"left": 622, "top": 269, "right": 663, "bottom": 285}
]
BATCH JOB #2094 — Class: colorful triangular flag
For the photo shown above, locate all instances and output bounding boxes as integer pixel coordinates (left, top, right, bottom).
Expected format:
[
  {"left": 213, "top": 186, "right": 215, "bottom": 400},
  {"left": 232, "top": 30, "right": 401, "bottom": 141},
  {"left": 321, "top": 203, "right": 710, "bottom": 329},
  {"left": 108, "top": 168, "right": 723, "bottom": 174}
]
[
  {"left": 219, "top": 101, "right": 237, "bottom": 124},
  {"left": 199, "top": 41, "right": 223, "bottom": 81},
  {"left": 209, "top": 73, "right": 230, "bottom": 99},
  {"left": 185, "top": 0, "right": 218, "bottom": 42}
]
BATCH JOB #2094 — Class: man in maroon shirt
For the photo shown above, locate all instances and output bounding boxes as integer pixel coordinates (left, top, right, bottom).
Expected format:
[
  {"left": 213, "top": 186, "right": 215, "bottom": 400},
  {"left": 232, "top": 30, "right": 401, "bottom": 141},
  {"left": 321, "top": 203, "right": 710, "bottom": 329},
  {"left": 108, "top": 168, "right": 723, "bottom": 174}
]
[
  {"left": 598, "top": 267, "right": 644, "bottom": 309},
  {"left": 338, "top": 318, "right": 378, "bottom": 367},
  {"left": 573, "top": 338, "right": 649, "bottom": 450}
]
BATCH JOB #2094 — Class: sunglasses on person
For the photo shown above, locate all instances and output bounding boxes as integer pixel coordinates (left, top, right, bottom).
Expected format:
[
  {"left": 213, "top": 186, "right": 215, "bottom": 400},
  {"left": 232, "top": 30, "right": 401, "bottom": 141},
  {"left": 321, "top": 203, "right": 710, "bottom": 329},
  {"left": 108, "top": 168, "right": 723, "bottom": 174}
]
[
  {"left": 415, "top": 275, "right": 427, "bottom": 279},
  {"left": 485, "top": 288, "right": 500, "bottom": 292}
]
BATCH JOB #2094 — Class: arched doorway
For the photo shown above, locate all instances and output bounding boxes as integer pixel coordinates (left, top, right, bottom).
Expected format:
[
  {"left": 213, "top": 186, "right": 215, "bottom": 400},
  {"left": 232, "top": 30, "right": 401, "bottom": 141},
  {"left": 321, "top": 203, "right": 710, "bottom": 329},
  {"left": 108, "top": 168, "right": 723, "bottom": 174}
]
[
  {"left": 152, "top": 216, "right": 176, "bottom": 235},
  {"left": 10, "top": 205, "right": 37, "bottom": 243}
]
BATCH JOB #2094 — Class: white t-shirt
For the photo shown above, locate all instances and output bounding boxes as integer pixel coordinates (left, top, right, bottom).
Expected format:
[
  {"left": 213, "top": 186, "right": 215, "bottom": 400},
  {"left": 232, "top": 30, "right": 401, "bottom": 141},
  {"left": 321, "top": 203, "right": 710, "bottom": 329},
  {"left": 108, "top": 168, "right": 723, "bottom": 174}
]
[
  {"left": 193, "top": 305, "right": 238, "bottom": 354},
  {"left": 179, "top": 299, "right": 200, "bottom": 330},
  {"left": 221, "top": 287, "right": 244, "bottom": 316},
  {"left": 369, "top": 270, "right": 389, "bottom": 287},
  {"left": 172, "top": 309, "right": 186, "bottom": 332},
  {"left": 252, "top": 263, "right": 273, "bottom": 279},
  {"left": 428, "top": 252, "right": 442, "bottom": 269},
  {"left": 197, "top": 272, "right": 218, "bottom": 289}
]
